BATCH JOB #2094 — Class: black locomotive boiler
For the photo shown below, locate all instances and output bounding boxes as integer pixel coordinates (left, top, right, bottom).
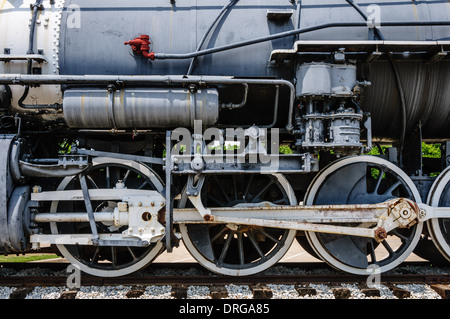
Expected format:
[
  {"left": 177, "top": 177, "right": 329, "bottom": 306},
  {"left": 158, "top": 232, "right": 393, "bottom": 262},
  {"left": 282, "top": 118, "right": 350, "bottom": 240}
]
[{"left": 0, "top": 0, "right": 449, "bottom": 277}]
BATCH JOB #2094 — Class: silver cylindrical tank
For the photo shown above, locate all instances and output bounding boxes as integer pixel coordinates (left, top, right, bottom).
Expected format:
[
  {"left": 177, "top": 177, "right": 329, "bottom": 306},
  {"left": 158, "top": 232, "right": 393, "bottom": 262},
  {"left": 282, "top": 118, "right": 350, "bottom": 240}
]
[{"left": 63, "top": 88, "right": 219, "bottom": 129}]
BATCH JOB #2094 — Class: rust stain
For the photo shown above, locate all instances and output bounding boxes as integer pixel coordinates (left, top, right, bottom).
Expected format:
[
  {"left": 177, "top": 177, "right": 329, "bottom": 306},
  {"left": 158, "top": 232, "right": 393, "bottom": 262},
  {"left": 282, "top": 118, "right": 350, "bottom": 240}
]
[
  {"left": 411, "top": 0, "right": 420, "bottom": 40},
  {"left": 169, "top": 5, "right": 174, "bottom": 53},
  {"left": 80, "top": 94, "right": 85, "bottom": 123},
  {"left": 0, "top": 0, "right": 8, "bottom": 11}
]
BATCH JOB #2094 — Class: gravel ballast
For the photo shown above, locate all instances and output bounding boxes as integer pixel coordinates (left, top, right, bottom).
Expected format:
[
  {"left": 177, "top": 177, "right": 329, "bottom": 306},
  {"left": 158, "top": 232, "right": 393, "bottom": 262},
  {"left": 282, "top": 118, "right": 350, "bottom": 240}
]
[{"left": 0, "top": 264, "right": 447, "bottom": 299}]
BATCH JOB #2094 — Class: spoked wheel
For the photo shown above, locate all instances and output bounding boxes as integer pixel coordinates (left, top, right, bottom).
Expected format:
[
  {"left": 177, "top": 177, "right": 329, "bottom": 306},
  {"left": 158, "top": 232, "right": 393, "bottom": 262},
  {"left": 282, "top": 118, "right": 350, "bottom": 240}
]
[
  {"left": 427, "top": 165, "right": 450, "bottom": 263},
  {"left": 304, "top": 156, "right": 423, "bottom": 275},
  {"left": 178, "top": 174, "right": 297, "bottom": 276},
  {"left": 50, "top": 157, "right": 165, "bottom": 277}
]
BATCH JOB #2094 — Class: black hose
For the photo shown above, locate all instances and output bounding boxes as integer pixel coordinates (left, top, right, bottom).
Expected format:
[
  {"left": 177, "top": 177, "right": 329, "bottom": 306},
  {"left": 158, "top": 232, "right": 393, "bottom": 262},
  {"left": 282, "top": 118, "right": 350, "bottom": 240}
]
[
  {"left": 18, "top": 0, "right": 41, "bottom": 105},
  {"left": 187, "top": 0, "right": 239, "bottom": 75},
  {"left": 344, "top": 1, "right": 408, "bottom": 161},
  {"left": 27, "top": 0, "right": 42, "bottom": 55},
  {"left": 345, "top": 0, "right": 385, "bottom": 40},
  {"left": 154, "top": 20, "right": 450, "bottom": 60},
  {"left": 388, "top": 53, "right": 407, "bottom": 158},
  {"left": 295, "top": 0, "right": 302, "bottom": 41},
  {"left": 18, "top": 0, "right": 60, "bottom": 110}
]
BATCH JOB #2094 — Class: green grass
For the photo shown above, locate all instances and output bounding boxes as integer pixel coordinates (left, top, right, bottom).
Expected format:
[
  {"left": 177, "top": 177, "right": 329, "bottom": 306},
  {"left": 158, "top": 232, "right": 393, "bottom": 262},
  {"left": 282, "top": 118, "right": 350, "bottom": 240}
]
[{"left": 0, "top": 254, "right": 60, "bottom": 263}]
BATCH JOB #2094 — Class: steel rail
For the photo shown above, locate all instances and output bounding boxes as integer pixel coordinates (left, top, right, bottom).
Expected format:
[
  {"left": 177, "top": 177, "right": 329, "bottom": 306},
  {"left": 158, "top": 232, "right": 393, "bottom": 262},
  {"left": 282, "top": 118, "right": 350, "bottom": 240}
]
[{"left": 0, "top": 272, "right": 448, "bottom": 287}]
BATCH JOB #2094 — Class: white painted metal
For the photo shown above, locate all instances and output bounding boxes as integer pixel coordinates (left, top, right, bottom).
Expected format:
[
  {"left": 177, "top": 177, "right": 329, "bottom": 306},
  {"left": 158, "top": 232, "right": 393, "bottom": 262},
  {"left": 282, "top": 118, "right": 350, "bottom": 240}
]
[
  {"left": 427, "top": 165, "right": 450, "bottom": 262},
  {"left": 31, "top": 188, "right": 155, "bottom": 202},
  {"left": 304, "top": 156, "right": 424, "bottom": 275},
  {"left": 30, "top": 233, "right": 142, "bottom": 246},
  {"left": 0, "top": 0, "right": 64, "bottom": 112},
  {"left": 48, "top": 157, "right": 164, "bottom": 277},
  {"left": 179, "top": 174, "right": 297, "bottom": 276}
]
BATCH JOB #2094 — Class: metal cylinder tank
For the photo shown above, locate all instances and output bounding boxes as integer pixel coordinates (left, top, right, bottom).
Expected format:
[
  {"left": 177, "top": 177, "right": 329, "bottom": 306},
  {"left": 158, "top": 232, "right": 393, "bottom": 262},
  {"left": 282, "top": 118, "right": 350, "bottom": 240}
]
[{"left": 63, "top": 87, "right": 219, "bottom": 129}]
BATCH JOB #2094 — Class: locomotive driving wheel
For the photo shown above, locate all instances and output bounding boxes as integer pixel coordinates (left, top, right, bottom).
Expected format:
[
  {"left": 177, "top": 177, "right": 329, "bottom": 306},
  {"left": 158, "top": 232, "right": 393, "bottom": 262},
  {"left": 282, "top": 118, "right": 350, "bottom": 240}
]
[
  {"left": 178, "top": 174, "right": 297, "bottom": 276},
  {"left": 49, "top": 157, "right": 165, "bottom": 277},
  {"left": 427, "top": 165, "right": 450, "bottom": 262},
  {"left": 304, "top": 156, "right": 423, "bottom": 275}
]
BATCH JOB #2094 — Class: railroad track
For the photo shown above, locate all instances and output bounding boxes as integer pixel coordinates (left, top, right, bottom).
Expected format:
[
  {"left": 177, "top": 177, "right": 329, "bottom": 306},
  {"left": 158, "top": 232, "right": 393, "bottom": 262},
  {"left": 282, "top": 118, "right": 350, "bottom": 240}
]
[{"left": 0, "top": 261, "right": 449, "bottom": 300}]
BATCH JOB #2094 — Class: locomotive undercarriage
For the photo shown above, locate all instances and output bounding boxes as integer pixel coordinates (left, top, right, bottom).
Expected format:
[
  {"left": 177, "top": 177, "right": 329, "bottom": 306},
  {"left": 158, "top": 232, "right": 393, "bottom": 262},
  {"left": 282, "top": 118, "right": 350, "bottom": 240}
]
[
  {"left": 1, "top": 0, "right": 450, "bottom": 278},
  {"left": 1, "top": 104, "right": 449, "bottom": 277},
  {"left": 1, "top": 64, "right": 450, "bottom": 278}
]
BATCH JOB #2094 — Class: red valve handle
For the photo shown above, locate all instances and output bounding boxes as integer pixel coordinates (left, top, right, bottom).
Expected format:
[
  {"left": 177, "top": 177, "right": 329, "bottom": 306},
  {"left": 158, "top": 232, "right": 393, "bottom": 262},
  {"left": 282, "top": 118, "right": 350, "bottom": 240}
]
[{"left": 124, "top": 35, "right": 155, "bottom": 60}]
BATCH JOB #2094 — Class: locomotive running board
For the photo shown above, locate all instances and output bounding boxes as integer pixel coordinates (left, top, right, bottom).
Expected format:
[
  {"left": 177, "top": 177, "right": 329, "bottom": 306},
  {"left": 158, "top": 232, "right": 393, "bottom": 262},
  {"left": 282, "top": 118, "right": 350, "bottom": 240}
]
[{"left": 270, "top": 40, "right": 450, "bottom": 62}]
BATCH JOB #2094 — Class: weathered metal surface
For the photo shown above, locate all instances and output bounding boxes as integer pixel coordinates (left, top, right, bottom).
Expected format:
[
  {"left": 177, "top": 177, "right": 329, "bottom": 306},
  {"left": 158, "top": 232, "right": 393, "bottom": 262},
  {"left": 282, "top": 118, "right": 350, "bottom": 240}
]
[
  {"left": 31, "top": 188, "right": 153, "bottom": 201},
  {"left": 0, "top": 135, "right": 15, "bottom": 252},
  {"left": 63, "top": 87, "right": 219, "bottom": 129},
  {"left": 1, "top": 0, "right": 449, "bottom": 137},
  {"left": 426, "top": 164, "right": 450, "bottom": 262},
  {"left": 0, "top": 0, "right": 64, "bottom": 113},
  {"left": 32, "top": 196, "right": 447, "bottom": 243},
  {"left": 172, "top": 153, "right": 314, "bottom": 174},
  {"left": 7, "top": 186, "right": 31, "bottom": 251}
]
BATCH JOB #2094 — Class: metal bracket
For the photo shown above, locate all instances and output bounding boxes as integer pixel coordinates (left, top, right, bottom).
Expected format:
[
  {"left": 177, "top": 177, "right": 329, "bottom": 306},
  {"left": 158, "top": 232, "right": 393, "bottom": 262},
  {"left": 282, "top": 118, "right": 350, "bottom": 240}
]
[
  {"left": 31, "top": 192, "right": 166, "bottom": 247},
  {"left": 0, "top": 135, "right": 16, "bottom": 252},
  {"left": 186, "top": 175, "right": 213, "bottom": 221},
  {"left": 0, "top": 54, "right": 48, "bottom": 64},
  {"left": 165, "top": 130, "right": 173, "bottom": 252},
  {"left": 120, "top": 195, "right": 165, "bottom": 245},
  {"left": 363, "top": 113, "right": 372, "bottom": 152},
  {"left": 79, "top": 174, "right": 99, "bottom": 245},
  {"left": 76, "top": 148, "right": 164, "bottom": 165}
]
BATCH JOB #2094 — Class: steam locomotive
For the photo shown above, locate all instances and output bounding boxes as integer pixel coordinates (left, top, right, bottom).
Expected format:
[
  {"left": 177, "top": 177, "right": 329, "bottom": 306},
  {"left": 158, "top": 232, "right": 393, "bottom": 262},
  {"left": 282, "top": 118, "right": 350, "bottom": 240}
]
[{"left": 0, "top": 0, "right": 449, "bottom": 277}]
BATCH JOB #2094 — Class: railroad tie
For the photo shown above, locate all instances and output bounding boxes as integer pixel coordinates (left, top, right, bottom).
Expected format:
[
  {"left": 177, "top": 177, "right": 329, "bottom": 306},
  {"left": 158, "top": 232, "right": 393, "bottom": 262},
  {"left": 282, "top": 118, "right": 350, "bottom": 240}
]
[
  {"left": 331, "top": 287, "right": 352, "bottom": 299},
  {"left": 250, "top": 284, "right": 273, "bottom": 299},
  {"left": 358, "top": 284, "right": 381, "bottom": 298},
  {"left": 294, "top": 285, "right": 317, "bottom": 297},
  {"left": 389, "top": 285, "right": 411, "bottom": 299},
  {"left": 171, "top": 285, "right": 189, "bottom": 299},
  {"left": 9, "top": 287, "right": 35, "bottom": 299},
  {"left": 59, "top": 290, "right": 79, "bottom": 299},
  {"left": 209, "top": 285, "right": 229, "bottom": 299},
  {"left": 126, "top": 285, "right": 146, "bottom": 299},
  {"left": 431, "top": 284, "right": 450, "bottom": 299}
]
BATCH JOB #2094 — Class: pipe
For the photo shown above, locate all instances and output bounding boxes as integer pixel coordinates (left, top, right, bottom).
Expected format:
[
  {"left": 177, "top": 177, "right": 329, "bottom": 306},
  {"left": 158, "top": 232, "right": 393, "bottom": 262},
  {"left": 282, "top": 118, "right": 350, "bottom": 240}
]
[
  {"left": 153, "top": 20, "right": 450, "bottom": 60},
  {"left": 33, "top": 212, "right": 115, "bottom": 223},
  {"left": 0, "top": 74, "right": 296, "bottom": 131},
  {"left": 295, "top": 0, "right": 302, "bottom": 41},
  {"left": 219, "top": 83, "right": 248, "bottom": 110},
  {"left": 187, "top": 0, "right": 239, "bottom": 75},
  {"left": 27, "top": 0, "right": 42, "bottom": 55},
  {"left": 388, "top": 53, "right": 407, "bottom": 160},
  {"left": 219, "top": 84, "right": 280, "bottom": 129},
  {"left": 17, "top": 0, "right": 61, "bottom": 110},
  {"left": 345, "top": 0, "right": 385, "bottom": 40},
  {"left": 260, "top": 84, "right": 280, "bottom": 129}
]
